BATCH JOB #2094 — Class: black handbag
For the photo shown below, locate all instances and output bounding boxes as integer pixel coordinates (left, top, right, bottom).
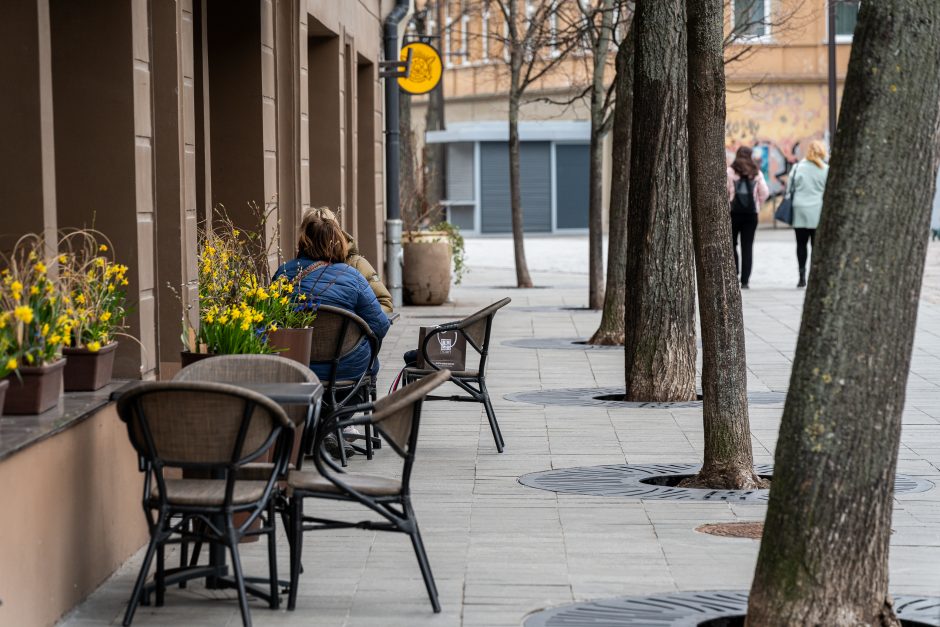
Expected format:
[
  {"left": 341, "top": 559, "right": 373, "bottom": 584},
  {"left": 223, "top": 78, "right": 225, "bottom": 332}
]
[{"left": 774, "top": 162, "right": 799, "bottom": 225}]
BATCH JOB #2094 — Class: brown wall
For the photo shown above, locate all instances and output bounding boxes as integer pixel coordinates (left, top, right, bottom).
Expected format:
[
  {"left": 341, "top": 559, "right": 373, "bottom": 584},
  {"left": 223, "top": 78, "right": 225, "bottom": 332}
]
[
  {"left": 0, "top": 0, "right": 57, "bottom": 252},
  {"left": 0, "top": 406, "right": 147, "bottom": 627},
  {"left": 49, "top": 0, "right": 157, "bottom": 379}
]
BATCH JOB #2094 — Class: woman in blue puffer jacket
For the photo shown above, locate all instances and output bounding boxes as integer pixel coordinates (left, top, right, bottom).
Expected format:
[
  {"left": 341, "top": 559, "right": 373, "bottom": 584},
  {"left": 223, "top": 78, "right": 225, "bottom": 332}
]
[{"left": 273, "top": 212, "right": 389, "bottom": 381}]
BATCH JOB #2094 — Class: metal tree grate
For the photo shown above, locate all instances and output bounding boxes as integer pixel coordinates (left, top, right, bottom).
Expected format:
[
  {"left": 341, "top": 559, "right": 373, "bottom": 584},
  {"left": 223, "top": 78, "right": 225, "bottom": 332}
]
[
  {"left": 503, "top": 338, "right": 622, "bottom": 350},
  {"left": 523, "top": 590, "right": 940, "bottom": 627},
  {"left": 518, "top": 463, "right": 934, "bottom": 502},
  {"left": 504, "top": 386, "right": 787, "bottom": 408}
]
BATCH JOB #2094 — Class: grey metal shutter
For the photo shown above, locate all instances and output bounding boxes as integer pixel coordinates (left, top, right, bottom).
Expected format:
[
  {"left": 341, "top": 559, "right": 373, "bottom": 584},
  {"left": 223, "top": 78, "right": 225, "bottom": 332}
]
[
  {"left": 555, "top": 144, "right": 589, "bottom": 229},
  {"left": 480, "top": 141, "right": 551, "bottom": 233},
  {"left": 445, "top": 142, "right": 474, "bottom": 202}
]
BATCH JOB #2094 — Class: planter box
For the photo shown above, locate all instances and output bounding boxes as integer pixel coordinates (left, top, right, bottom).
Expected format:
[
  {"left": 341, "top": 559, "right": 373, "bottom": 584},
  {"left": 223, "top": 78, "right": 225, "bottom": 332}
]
[
  {"left": 180, "top": 351, "right": 217, "bottom": 368},
  {"left": 267, "top": 327, "right": 313, "bottom": 365},
  {"left": 403, "top": 231, "right": 452, "bottom": 306},
  {"left": 0, "top": 379, "right": 8, "bottom": 414},
  {"left": 2, "top": 359, "right": 66, "bottom": 415},
  {"left": 63, "top": 342, "right": 118, "bottom": 391}
]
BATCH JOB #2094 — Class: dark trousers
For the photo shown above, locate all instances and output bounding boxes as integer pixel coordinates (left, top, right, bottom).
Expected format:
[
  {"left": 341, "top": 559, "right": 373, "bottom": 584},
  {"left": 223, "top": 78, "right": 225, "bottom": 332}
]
[
  {"left": 730, "top": 213, "right": 759, "bottom": 285},
  {"left": 795, "top": 227, "right": 815, "bottom": 272}
]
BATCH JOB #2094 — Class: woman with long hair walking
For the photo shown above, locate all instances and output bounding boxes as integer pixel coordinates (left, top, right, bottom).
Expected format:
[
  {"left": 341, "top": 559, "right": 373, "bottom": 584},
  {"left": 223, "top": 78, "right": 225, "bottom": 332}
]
[
  {"left": 786, "top": 140, "right": 829, "bottom": 287},
  {"left": 727, "top": 146, "right": 770, "bottom": 289}
]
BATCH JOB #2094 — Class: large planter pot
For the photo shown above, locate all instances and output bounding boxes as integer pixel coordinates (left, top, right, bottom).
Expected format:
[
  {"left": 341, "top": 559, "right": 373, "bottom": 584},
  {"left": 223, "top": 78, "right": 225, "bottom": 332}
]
[
  {"left": 63, "top": 341, "right": 118, "bottom": 391},
  {"left": 267, "top": 327, "right": 313, "bottom": 365},
  {"left": 0, "top": 379, "right": 8, "bottom": 414},
  {"left": 2, "top": 359, "right": 66, "bottom": 415},
  {"left": 180, "top": 351, "right": 217, "bottom": 368},
  {"left": 402, "top": 231, "right": 452, "bottom": 306}
]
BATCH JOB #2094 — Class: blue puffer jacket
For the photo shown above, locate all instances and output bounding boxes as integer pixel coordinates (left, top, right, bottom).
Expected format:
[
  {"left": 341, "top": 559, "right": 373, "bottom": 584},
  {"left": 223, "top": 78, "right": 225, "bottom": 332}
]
[{"left": 273, "top": 256, "right": 390, "bottom": 382}]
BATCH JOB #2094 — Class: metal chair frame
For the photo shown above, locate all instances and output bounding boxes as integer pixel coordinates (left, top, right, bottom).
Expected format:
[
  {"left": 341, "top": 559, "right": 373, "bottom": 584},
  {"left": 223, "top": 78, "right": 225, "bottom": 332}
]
[
  {"left": 286, "top": 371, "right": 451, "bottom": 614},
  {"left": 404, "top": 298, "right": 511, "bottom": 452},
  {"left": 310, "top": 304, "right": 382, "bottom": 465},
  {"left": 116, "top": 382, "right": 294, "bottom": 627}
]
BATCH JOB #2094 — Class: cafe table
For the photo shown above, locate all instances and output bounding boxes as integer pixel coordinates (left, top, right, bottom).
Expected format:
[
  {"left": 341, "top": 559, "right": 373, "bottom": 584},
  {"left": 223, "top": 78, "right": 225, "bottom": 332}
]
[{"left": 110, "top": 380, "right": 324, "bottom": 606}]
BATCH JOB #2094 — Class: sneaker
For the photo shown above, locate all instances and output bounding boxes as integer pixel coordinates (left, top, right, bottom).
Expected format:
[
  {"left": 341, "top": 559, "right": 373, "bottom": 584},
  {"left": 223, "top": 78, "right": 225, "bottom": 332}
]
[
  {"left": 323, "top": 433, "right": 355, "bottom": 459},
  {"left": 741, "top": 282, "right": 750, "bottom": 289}
]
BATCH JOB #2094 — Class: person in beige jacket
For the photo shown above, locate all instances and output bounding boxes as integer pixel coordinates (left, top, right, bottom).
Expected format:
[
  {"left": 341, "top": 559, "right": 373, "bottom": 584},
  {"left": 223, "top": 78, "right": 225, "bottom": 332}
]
[{"left": 305, "top": 207, "right": 393, "bottom": 313}]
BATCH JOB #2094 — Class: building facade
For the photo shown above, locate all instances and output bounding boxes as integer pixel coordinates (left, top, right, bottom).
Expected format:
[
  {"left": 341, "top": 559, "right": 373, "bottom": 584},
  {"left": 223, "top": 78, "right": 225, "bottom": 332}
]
[
  {"left": 414, "top": 0, "right": 858, "bottom": 232},
  {"left": 1, "top": 0, "right": 397, "bottom": 380}
]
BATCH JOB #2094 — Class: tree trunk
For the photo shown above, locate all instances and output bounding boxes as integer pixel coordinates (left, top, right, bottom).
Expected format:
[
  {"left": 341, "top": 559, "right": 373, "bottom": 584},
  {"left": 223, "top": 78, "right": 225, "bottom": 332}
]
[
  {"left": 681, "top": 0, "right": 763, "bottom": 489},
  {"left": 399, "top": 89, "right": 416, "bottom": 225},
  {"left": 587, "top": 0, "right": 615, "bottom": 311},
  {"left": 508, "top": 53, "right": 533, "bottom": 288},
  {"left": 588, "top": 27, "right": 633, "bottom": 346},
  {"left": 424, "top": 0, "right": 446, "bottom": 225},
  {"left": 747, "top": 2, "right": 940, "bottom": 624},
  {"left": 623, "top": 0, "right": 697, "bottom": 402}
]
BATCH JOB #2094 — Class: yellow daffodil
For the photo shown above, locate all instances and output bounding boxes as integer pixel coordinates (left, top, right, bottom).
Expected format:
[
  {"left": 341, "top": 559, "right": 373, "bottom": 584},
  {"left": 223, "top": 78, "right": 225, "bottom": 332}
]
[
  {"left": 14, "top": 306, "right": 34, "bottom": 324},
  {"left": 30, "top": 286, "right": 39, "bottom": 295},
  {"left": 41, "top": 323, "right": 49, "bottom": 336},
  {"left": 240, "top": 321, "right": 250, "bottom": 331},
  {"left": 100, "top": 312, "right": 111, "bottom": 322},
  {"left": 99, "top": 244, "right": 108, "bottom": 252},
  {"left": 121, "top": 279, "right": 128, "bottom": 286},
  {"left": 49, "top": 334, "right": 62, "bottom": 346},
  {"left": 87, "top": 341, "right": 101, "bottom": 352},
  {"left": 34, "top": 261, "right": 47, "bottom": 274},
  {"left": 75, "top": 294, "right": 85, "bottom": 304},
  {"left": 5, "top": 358, "right": 17, "bottom": 371},
  {"left": 58, "top": 255, "right": 68, "bottom": 264}
]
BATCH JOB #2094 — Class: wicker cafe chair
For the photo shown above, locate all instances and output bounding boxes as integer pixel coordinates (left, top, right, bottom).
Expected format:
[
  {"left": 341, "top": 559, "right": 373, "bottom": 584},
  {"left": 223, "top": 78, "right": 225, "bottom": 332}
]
[
  {"left": 309, "top": 304, "right": 381, "bottom": 465},
  {"left": 404, "top": 297, "right": 511, "bottom": 453},
  {"left": 286, "top": 369, "right": 452, "bottom": 613},
  {"left": 116, "top": 382, "right": 294, "bottom": 627},
  {"left": 173, "top": 355, "right": 321, "bottom": 570}
]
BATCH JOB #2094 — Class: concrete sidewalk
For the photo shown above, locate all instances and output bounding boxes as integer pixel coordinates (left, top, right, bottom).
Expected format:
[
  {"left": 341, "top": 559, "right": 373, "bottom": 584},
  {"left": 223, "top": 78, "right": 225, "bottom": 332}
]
[{"left": 62, "top": 238, "right": 940, "bottom": 627}]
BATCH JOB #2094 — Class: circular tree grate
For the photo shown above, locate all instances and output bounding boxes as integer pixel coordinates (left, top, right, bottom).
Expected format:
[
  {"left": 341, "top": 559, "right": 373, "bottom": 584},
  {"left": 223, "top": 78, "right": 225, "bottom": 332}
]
[
  {"left": 503, "top": 338, "right": 623, "bottom": 350},
  {"left": 518, "top": 463, "right": 934, "bottom": 502},
  {"left": 523, "top": 590, "right": 940, "bottom": 627},
  {"left": 510, "top": 305, "right": 596, "bottom": 313},
  {"left": 504, "top": 386, "right": 787, "bottom": 408}
]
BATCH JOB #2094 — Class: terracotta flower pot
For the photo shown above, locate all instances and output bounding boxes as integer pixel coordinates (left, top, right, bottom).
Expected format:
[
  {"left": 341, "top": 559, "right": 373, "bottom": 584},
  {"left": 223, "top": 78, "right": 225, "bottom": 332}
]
[
  {"left": 63, "top": 341, "right": 118, "bottom": 391},
  {"left": 403, "top": 231, "right": 452, "bottom": 306},
  {"left": 0, "top": 379, "right": 8, "bottom": 414},
  {"left": 180, "top": 351, "right": 218, "bottom": 368},
  {"left": 267, "top": 327, "right": 313, "bottom": 365},
  {"left": 3, "top": 359, "right": 66, "bottom": 415}
]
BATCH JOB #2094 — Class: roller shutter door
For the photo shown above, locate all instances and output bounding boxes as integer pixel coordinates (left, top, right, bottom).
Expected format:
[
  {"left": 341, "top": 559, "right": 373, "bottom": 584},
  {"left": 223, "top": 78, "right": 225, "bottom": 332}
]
[
  {"left": 554, "top": 144, "right": 589, "bottom": 229},
  {"left": 480, "top": 141, "right": 552, "bottom": 233}
]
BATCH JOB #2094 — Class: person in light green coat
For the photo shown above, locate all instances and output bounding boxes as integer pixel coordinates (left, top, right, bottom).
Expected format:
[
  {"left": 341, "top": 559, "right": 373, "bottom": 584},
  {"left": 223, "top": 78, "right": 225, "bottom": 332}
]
[{"left": 785, "top": 140, "right": 829, "bottom": 287}]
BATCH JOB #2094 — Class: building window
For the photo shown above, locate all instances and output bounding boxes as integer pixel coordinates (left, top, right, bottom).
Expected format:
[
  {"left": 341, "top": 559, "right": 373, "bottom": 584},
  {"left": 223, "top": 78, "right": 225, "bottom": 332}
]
[
  {"left": 732, "top": 0, "right": 771, "bottom": 41},
  {"left": 835, "top": 1, "right": 860, "bottom": 41}
]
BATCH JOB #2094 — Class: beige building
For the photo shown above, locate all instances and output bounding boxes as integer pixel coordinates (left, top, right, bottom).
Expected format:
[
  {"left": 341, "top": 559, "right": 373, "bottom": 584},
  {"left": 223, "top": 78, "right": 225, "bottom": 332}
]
[
  {"left": 1, "top": 0, "right": 399, "bottom": 381},
  {"left": 413, "top": 0, "right": 858, "bottom": 232},
  {"left": 0, "top": 4, "right": 404, "bottom": 623}
]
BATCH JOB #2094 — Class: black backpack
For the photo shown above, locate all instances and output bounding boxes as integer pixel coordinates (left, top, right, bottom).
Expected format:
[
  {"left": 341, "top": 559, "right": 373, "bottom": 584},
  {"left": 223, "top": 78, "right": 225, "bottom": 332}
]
[{"left": 730, "top": 175, "right": 756, "bottom": 215}]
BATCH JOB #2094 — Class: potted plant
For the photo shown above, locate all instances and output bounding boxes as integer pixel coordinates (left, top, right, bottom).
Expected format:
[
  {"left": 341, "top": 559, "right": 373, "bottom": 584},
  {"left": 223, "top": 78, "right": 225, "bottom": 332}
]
[
  {"left": 402, "top": 220, "right": 467, "bottom": 306},
  {"left": 261, "top": 275, "right": 317, "bottom": 365},
  {"left": 58, "top": 231, "right": 130, "bottom": 391},
  {"left": 0, "top": 322, "right": 16, "bottom": 412},
  {"left": 178, "top": 206, "right": 281, "bottom": 363},
  {"left": 0, "top": 236, "right": 71, "bottom": 414}
]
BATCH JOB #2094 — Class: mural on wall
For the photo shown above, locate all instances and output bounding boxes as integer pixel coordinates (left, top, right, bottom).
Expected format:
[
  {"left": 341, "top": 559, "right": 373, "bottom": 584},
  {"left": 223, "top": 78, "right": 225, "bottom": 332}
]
[{"left": 725, "top": 83, "right": 830, "bottom": 198}]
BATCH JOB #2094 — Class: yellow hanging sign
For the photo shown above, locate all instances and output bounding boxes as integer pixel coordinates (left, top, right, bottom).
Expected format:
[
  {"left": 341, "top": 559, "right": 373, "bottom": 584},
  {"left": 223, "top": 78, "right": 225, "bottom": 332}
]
[{"left": 397, "top": 42, "right": 443, "bottom": 95}]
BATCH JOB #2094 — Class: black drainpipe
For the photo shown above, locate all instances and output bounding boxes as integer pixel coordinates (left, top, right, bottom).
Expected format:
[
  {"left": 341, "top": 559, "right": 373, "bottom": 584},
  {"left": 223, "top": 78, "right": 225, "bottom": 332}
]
[{"left": 383, "top": 0, "right": 409, "bottom": 309}]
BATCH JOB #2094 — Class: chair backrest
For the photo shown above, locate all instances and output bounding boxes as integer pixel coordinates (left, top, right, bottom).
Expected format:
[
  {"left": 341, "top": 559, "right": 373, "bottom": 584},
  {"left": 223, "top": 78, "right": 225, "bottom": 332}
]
[
  {"left": 308, "top": 304, "right": 376, "bottom": 361},
  {"left": 370, "top": 369, "right": 451, "bottom": 456},
  {"left": 117, "top": 382, "right": 293, "bottom": 508},
  {"left": 308, "top": 305, "right": 379, "bottom": 395},
  {"left": 423, "top": 298, "right": 510, "bottom": 373},
  {"left": 174, "top": 354, "right": 318, "bottom": 427},
  {"left": 313, "top": 369, "right": 451, "bottom": 500}
]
